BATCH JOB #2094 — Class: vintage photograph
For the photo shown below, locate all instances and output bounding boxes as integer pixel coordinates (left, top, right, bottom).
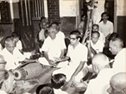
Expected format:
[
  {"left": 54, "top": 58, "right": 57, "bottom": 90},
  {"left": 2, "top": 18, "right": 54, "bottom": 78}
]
[{"left": 0, "top": 0, "right": 126, "bottom": 94}]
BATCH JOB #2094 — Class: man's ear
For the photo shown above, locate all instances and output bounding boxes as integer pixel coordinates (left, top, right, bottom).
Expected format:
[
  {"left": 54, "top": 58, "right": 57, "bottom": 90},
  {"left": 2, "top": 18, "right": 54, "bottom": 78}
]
[{"left": 77, "top": 37, "right": 81, "bottom": 41}]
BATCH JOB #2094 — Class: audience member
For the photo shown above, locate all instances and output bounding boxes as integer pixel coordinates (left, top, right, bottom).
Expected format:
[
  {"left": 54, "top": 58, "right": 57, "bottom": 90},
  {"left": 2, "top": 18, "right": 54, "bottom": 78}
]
[
  {"left": 99, "top": 12, "right": 113, "bottom": 38},
  {"left": 109, "top": 36, "right": 126, "bottom": 73},
  {"left": 1, "top": 36, "right": 26, "bottom": 70},
  {"left": 88, "top": 31, "right": 104, "bottom": 53},
  {"left": 54, "top": 30, "right": 88, "bottom": 84},
  {"left": 107, "top": 72, "right": 126, "bottom": 94},
  {"left": 92, "top": 24, "right": 105, "bottom": 43},
  {"left": 84, "top": 53, "right": 114, "bottom": 94},
  {"left": 39, "top": 25, "right": 66, "bottom": 66}
]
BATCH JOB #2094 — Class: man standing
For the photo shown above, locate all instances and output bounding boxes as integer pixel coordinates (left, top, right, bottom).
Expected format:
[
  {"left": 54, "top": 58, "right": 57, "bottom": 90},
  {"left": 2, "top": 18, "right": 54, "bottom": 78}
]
[{"left": 99, "top": 12, "right": 113, "bottom": 38}]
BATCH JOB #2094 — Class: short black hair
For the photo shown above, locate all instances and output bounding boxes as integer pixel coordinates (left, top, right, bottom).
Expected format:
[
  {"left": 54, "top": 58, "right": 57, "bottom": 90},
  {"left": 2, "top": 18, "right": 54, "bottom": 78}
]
[
  {"left": 91, "top": 31, "right": 100, "bottom": 38},
  {"left": 70, "top": 30, "right": 81, "bottom": 39},
  {"left": 109, "top": 33, "right": 124, "bottom": 48},
  {"left": 92, "top": 24, "right": 99, "bottom": 28},
  {"left": 36, "top": 84, "right": 54, "bottom": 94},
  {"left": 51, "top": 73, "right": 66, "bottom": 89},
  {"left": 101, "top": 12, "right": 109, "bottom": 17},
  {"left": 40, "top": 16, "right": 46, "bottom": 21}
]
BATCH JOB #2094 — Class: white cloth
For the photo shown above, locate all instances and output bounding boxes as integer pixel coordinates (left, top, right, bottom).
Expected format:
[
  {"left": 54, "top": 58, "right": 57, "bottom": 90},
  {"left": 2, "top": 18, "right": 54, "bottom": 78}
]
[
  {"left": 40, "top": 31, "right": 66, "bottom": 61},
  {"left": 54, "top": 88, "right": 68, "bottom": 94},
  {"left": 85, "top": 68, "right": 114, "bottom": 94},
  {"left": 0, "top": 90, "right": 7, "bottom": 94},
  {"left": 16, "top": 40, "right": 23, "bottom": 51},
  {"left": 99, "top": 20, "right": 113, "bottom": 37},
  {"left": 113, "top": 48, "right": 126, "bottom": 73},
  {"left": 1, "top": 48, "right": 25, "bottom": 70},
  {"left": 90, "top": 40, "right": 104, "bottom": 53},
  {"left": 54, "top": 43, "right": 88, "bottom": 81}
]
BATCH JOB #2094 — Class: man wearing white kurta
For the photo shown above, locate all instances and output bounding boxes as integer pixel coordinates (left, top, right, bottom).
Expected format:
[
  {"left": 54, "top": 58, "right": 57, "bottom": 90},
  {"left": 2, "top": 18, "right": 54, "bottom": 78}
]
[
  {"left": 85, "top": 53, "right": 114, "bottom": 94},
  {"left": 109, "top": 37, "right": 126, "bottom": 73},
  {"left": 39, "top": 26, "right": 66, "bottom": 66},
  {"left": 1, "top": 37, "right": 25, "bottom": 70},
  {"left": 99, "top": 12, "right": 113, "bottom": 38},
  {"left": 53, "top": 30, "right": 88, "bottom": 82}
]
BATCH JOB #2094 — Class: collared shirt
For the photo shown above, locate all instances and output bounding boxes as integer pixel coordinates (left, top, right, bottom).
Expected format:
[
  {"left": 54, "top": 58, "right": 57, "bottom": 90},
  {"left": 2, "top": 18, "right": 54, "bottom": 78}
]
[
  {"left": 85, "top": 68, "right": 114, "bottom": 94},
  {"left": 113, "top": 48, "right": 126, "bottom": 73},
  {"left": 67, "top": 43, "right": 88, "bottom": 66},
  {"left": 67, "top": 43, "right": 88, "bottom": 81},
  {"left": 40, "top": 31, "right": 66, "bottom": 61},
  {"left": 99, "top": 20, "right": 113, "bottom": 37},
  {"left": 53, "top": 43, "right": 88, "bottom": 81},
  {"left": 1, "top": 48, "right": 25, "bottom": 70}
]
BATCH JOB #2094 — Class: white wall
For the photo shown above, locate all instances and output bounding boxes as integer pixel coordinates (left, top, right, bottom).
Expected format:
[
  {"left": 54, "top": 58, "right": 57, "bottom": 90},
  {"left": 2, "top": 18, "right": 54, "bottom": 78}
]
[
  {"left": 116, "top": 0, "right": 126, "bottom": 16},
  {"left": 59, "top": 0, "right": 78, "bottom": 17}
]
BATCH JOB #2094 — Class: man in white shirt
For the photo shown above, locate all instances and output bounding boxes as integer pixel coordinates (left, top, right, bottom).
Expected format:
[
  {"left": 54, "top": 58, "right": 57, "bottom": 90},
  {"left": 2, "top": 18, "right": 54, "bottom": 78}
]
[
  {"left": 55, "top": 30, "right": 88, "bottom": 82},
  {"left": 85, "top": 53, "right": 114, "bottom": 94},
  {"left": 109, "top": 36, "right": 126, "bottom": 73},
  {"left": 1, "top": 36, "right": 26, "bottom": 70},
  {"left": 99, "top": 12, "right": 113, "bottom": 38},
  {"left": 92, "top": 24, "right": 105, "bottom": 43},
  {"left": 39, "top": 25, "right": 66, "bottom": 66},
  {"left": 90, "top": 31, "right": 104, "bottom": 53}
]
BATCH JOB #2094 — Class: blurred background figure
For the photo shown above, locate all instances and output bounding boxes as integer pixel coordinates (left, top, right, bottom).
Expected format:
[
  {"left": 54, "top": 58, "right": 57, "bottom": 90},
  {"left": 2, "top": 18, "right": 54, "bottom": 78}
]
[{"left": 38, "top": 16, "right": 48, "bottom": 48}]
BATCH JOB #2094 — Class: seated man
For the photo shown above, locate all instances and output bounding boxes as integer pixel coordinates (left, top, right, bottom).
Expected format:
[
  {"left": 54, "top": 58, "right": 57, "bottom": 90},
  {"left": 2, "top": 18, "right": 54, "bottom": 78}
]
[
  {"left": 53, "top": 30, "right": 88, "bottom": 87},
  {"left": 85, "top": 53, "right": 114, "bottom": 94},
  {"left": 109, "top": 35, "right": 126, "bottom": 73},
  {"left": 50, "top": 22, "right": 66, "bottom": 58},
  {"left": 92, "top": 24, "right": 105, "bottom": 43},
  {"left": 107, "top": 72, "right": 126, "bottom": 94},
  {"left": 87, "top": 31, "right": 104, "bottom": 54},
  {"left": 39, "top": 25, "right": 66, "bottom": 66},
  {"left": 1, "top": 36, "right": 26, "bottom": 70}
]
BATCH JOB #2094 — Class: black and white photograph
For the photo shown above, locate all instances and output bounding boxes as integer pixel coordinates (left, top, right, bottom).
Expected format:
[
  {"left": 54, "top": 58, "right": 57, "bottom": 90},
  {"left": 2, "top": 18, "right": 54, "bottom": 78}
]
[{"left": 0, "top": 0, "right": 126, "bottom": 94}]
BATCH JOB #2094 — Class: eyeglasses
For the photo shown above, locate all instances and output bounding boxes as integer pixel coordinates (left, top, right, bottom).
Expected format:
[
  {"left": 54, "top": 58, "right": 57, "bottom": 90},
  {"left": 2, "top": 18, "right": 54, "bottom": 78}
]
[{"left": 70, "top": 38, "right": 77, "bottom": 40}]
